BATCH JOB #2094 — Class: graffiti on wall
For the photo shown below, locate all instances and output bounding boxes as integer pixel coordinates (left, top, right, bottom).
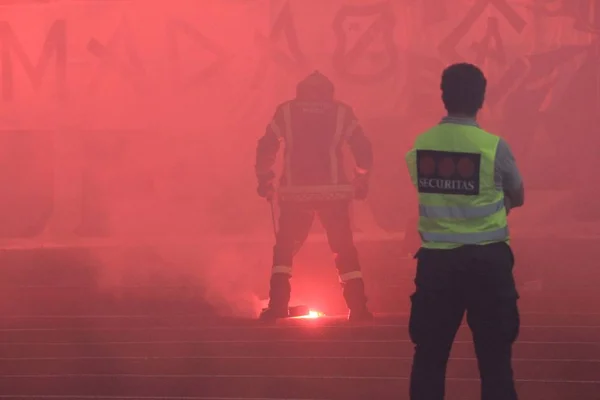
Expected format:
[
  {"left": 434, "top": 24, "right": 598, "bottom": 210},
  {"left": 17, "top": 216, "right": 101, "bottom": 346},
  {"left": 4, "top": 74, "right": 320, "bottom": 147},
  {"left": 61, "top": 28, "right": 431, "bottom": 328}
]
[{"left": 0, "top": 0, "right": 598, "bottom": 238}]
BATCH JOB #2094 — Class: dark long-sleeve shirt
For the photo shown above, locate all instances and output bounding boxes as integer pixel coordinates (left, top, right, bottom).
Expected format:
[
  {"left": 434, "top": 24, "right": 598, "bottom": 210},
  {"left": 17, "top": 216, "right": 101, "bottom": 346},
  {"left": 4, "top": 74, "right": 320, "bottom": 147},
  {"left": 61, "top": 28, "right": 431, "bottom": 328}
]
[{"left": 440, "top": 116, "right": 524, "bottom": 209}]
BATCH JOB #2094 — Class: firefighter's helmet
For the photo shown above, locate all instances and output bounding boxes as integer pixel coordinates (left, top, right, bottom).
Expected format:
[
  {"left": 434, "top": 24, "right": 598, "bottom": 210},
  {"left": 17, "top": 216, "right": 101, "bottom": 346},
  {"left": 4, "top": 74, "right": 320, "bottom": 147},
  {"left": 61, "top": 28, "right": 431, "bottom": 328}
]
[{"left": 296, "top": 70, "right": 335, "bottom": 100}]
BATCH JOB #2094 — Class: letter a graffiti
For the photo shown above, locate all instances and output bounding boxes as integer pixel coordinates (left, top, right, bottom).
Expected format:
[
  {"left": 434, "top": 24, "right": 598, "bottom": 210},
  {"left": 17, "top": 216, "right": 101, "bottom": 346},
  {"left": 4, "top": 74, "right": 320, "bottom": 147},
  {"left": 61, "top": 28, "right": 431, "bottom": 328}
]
[
  {"left": 471, "top": 17, "right": 507, "bottom": 65},
  {"left": 166, "top": 19, "right": 229, "bottom": 90},
  {"left": 252, "top": 0, "right": 307, "bottom": 87},
  {"left": 438, "top": 0, "right": 526, "bottom": 62},
  {"left": 332, "top": 1, "right": 397, "bottom": 84},
  {"left": 87, "top": 18, "right": 145, "bottom": 95}
]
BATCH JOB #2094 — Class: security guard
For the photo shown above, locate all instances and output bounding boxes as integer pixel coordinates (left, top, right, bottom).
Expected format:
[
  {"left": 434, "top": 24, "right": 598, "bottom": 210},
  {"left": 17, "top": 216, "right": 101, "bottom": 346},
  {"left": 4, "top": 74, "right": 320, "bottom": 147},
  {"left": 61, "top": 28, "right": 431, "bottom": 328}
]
[
  {"left": 255, "top": 71, "right": 374, "bottom": 322},
  {"left": 405, "top": 63, "right": 524, "bottom": 400}
]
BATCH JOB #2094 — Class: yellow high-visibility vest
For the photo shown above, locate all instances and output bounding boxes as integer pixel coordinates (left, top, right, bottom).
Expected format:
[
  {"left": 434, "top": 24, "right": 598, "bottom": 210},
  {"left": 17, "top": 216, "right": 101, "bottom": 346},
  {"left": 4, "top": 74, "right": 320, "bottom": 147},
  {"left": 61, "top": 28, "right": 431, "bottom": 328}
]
[{"left": 405, "top": 122, "right": 508, "bottom": 249}]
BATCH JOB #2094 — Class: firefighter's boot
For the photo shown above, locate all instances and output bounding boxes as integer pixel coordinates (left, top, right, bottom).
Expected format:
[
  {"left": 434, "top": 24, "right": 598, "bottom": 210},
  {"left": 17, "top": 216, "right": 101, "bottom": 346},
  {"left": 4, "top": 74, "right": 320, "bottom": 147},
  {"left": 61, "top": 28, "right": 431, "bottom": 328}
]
[
  {"left": 343, "top": 278, "right": 373, "bottom": 322},
  {"left": 259, "top": 273, "right": 291, "bottom": 322}
]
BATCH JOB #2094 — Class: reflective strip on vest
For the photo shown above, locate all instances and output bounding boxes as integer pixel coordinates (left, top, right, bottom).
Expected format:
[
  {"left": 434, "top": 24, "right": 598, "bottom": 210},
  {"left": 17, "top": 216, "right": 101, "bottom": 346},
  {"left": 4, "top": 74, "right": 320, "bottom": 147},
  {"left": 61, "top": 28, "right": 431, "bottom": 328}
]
[
  {"left": 282, "top": 103, "right": 293, "bottom": 186},
  {"left": 419, "top": 199, "right": 505, "bottom": 219},
  {"left": 421, "top": 226, "right": 508, "bottom": 244},
  {"left": 270, "top": 120, "right": 283, "bottom": 139},
  {"left": 344, "top": 119, "right": 359, "bottom": 139},
  {"left": 272, "top": 265, "right": 292, "bottom": 275},
  {"left": 339, "top": 271, "right": 362, "bottom": 282},
  {"left": 329, "top": 105, "right": 347, "bottom": 184}
]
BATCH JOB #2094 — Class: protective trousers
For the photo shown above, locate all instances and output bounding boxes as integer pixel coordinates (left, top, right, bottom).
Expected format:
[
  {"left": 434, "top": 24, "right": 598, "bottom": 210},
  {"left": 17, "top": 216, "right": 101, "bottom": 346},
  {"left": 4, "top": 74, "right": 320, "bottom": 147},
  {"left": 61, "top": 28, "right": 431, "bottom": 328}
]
[
  {"left": 409, "top": 242, "right": 520, "bottom": 400},
  {"left": 268, "top": 200, "right": 367, "bottom": 312}
]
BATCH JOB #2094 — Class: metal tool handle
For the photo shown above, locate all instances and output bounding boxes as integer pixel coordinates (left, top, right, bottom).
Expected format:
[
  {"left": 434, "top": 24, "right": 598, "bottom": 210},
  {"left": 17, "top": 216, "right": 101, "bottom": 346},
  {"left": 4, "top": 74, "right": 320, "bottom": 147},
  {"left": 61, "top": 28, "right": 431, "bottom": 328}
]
[{"left": 269, "top": 199, "right": 278, "bottom": 239}]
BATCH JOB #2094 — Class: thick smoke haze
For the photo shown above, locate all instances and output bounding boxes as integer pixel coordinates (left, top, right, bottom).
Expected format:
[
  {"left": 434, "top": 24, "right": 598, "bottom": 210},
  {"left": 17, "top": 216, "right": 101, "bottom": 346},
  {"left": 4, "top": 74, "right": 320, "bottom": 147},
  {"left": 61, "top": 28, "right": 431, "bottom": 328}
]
[{"left": 1, "top": 0, "right": 599, "bottom": 317}]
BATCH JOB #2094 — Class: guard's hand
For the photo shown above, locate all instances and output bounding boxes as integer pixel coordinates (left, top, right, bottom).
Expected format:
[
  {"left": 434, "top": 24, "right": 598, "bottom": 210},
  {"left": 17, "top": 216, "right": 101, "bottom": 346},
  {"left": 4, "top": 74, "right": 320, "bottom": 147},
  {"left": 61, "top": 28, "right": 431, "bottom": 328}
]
[{"left": 353, "top": 172, "right": 369, "bottom": 200}]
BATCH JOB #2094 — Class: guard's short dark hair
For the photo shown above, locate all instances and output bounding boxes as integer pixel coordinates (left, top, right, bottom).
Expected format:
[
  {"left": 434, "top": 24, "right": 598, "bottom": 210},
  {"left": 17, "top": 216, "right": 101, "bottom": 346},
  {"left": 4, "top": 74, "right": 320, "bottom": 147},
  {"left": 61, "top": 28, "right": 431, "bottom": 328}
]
[{"left": 441, "top": 63, "right": 487, "bottom": 116}]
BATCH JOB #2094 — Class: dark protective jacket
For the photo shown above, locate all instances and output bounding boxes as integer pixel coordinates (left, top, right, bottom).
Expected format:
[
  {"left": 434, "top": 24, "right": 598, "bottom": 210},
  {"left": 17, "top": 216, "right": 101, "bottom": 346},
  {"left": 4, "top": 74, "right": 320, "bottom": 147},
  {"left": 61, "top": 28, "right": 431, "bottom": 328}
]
[{"left": 255, "top": 98, "right": 373, "bottom": 201}]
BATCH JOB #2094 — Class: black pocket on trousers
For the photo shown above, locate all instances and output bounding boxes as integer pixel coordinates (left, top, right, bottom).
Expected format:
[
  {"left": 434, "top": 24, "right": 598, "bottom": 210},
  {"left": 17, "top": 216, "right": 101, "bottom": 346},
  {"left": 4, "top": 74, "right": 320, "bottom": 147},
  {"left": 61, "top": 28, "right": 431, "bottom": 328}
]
[{"left": 408, "top": 292, "right": 422, "bottom": 344}]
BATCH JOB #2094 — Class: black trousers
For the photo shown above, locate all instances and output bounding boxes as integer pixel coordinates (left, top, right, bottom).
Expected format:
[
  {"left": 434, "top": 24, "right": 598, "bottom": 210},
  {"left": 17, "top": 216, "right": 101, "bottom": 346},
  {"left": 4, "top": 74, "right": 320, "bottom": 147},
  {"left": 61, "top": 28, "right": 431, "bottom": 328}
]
[
  {"left": 409, "top": 242, "right": 520, "bottom": 400},
  {"left": 269, "top": 200, "right": 365, "bottom": 310}
]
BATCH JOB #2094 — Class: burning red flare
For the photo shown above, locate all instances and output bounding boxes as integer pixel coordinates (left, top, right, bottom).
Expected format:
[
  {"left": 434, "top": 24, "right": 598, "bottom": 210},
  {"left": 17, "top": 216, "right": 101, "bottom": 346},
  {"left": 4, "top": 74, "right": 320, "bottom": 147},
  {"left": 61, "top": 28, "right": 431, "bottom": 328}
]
[{"left": 296, "top": 310, "right": 324, "bottom": 319}]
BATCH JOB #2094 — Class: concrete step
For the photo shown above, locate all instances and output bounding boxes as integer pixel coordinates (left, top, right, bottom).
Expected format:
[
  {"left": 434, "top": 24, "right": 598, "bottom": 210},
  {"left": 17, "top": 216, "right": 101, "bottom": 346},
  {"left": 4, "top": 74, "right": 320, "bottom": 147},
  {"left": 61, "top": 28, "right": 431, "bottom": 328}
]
[
  {"left": 1, "top": 313, "right": 597, "bottom": 399},
  {"left": 3, "top": 312, "right": 600, "bottom": 328},
  {"left": 0, "top": 356, "right": 598, "bottom": 381},
  {"left": 1, "top": 324, "right": 598, "bottom": 343},
  {"left": 0, "top": 375, "right": 598, "bottom": 400},
  {"left": 2, "top": 339, "right": 598, "bottom": 360},
  {"left": 1, "top": 289, "right": 598, "bottom": 315}
]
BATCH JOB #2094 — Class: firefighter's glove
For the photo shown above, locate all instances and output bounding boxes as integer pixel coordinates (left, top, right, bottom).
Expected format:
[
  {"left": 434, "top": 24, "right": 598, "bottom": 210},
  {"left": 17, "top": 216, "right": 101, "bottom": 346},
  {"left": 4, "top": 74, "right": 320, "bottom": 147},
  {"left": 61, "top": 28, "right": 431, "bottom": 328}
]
[
  {"left": 353, "top": 170, "right": 370, "bottom": 200},
  {"left": 257, "top": 171, "right": 275, "bottom": 200}
]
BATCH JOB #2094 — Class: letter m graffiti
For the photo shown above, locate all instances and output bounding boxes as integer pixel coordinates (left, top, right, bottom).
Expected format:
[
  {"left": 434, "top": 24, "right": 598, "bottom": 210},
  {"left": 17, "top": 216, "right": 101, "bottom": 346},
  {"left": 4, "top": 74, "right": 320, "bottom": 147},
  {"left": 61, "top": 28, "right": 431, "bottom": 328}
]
[{"left": 0, "top": 20, "right": 67, "bottom": 101}]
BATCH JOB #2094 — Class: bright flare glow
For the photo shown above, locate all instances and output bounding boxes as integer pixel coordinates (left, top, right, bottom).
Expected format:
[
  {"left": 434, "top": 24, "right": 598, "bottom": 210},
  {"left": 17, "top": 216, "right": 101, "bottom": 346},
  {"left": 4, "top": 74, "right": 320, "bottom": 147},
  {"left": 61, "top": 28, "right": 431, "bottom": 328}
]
[
  {"left": 290, "top": 309, "right": 325, "bottom": 319},
  {"left": 304, "top": 310, "right": 324, "bottom": 319}
]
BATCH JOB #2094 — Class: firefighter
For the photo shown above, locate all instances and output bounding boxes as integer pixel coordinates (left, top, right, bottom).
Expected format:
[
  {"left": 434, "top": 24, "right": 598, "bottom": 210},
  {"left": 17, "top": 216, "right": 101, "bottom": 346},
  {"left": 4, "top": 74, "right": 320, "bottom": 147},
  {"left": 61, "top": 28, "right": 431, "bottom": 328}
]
[
  {"left": 255, "top": 71, "right": 374, "bottom": 322},
  {"left": 405, "top": 63, "right": 524, "bottom": 400}
]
